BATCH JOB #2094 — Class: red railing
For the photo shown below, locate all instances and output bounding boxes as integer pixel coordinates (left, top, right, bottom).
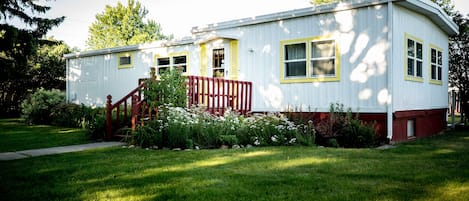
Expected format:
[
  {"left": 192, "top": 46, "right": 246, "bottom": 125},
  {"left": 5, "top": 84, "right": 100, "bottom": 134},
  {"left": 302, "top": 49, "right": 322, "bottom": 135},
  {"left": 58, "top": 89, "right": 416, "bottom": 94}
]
[
  {"left": 105, "top": 76, "right": 253, "bottom": 139},
  {"left": 187, "top": 76, "right": 252, "bottom": 115},
  {"left": 105, "top": 82, "right": 145, "bottom": 140}
]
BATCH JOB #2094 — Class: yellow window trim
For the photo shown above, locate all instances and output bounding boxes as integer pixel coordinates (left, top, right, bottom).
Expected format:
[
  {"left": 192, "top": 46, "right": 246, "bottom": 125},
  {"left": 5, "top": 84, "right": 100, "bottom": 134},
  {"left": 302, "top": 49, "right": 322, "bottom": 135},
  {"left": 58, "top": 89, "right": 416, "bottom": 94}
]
[
  {"left": 429, "top": 44, "right": 443, "bottom": 86},
  {"left": 229, "top": 40, "right": 239, "bottom": 80},
  {"left": 404, "top": 33, "right": 424, "bottom": 83},
  {"left": 279, "top": 35, "right": 340, "bottom": 84},
  {"left": 200, "top": 44, "right": 208, "bottom": 77},
  {"left": 117, "top": 52, "right": 134, "bottom": 69},
  {"left": 154, "top": 51, "right": 190, "bottom": 76}
]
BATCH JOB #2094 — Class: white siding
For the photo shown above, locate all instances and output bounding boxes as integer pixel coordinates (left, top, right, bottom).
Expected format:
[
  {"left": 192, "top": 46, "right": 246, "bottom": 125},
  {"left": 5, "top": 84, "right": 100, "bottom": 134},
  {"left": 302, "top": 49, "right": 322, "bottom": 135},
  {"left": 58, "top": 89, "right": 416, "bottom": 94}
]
[
  {"left": 211, "top": 4, "right": 390, "bottom": 113},
  {"left": 392, "top": 5, "right": 449, "bottom": 111}
]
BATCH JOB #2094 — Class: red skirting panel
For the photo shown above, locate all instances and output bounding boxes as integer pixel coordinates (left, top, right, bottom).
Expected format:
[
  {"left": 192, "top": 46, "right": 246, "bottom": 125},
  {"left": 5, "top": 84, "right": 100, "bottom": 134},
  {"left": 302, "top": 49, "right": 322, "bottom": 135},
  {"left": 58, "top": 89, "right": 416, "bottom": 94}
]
[
  {"left": 392, "top": 108, "right": 447, "bottom": 142},
  {"left": 283, "top": 108, "right": 447, "bottom": 143}
]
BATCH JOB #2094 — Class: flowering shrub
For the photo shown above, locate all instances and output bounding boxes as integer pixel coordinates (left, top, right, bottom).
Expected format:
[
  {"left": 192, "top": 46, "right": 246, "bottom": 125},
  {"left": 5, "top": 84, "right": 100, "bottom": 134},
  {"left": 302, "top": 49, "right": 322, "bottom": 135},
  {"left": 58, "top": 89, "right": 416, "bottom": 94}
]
[
  {"left": 315, "top": 103, "right": 377, "bottom": 148},
  {"left": 132, "top": 106, "right": 316, "bottom": 149}
]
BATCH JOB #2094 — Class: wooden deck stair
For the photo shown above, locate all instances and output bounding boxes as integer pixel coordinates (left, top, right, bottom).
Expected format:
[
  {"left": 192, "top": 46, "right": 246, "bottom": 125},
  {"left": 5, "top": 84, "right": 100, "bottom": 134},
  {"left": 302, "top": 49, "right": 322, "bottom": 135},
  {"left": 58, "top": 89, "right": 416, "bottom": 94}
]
[{"left": 105, "top": 76, "right": 252, "bottom": 140}]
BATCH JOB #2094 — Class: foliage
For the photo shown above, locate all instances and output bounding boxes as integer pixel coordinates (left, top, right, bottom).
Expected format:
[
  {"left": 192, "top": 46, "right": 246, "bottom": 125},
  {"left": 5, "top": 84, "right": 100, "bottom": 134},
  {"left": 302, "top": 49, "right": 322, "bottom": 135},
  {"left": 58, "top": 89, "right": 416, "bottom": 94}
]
[
  {"left": 86, "top": 0, "right": 170, "bottom": 49},
  {"left": 29, "top": 39, "right": 72, "bottom": 90},
  {"left": 429, "top": 0, "right": 469, "bottom": 124},
  {"left": 315, "top": 103, "right": 377, "bottom": 148},
  {"left": 0, "top": 0, "right": 64, "bottom": 117},
  {"left": 21, "top": 88, "right": 65, "bottom": 125},
  {"left": 310, "top": 0, "right": 340, "bottom": 5},
  {"left": 341, "top": 119, "right": 376, "bottom": 148},
  {"left": 133, "top": 124, "right": 159, "bottom": 148},
  {"left": 144, "top": 69, "right": 187, "bottom": 109},
  {"left": 86, "top": 113, "right": 107, "bottom": 140},
  {"left": 448, "top": 14, "right": 469, "bottom": 122},
  {"left": 315, "top": 103, "right": 349, "bottom": 142},
  {"left": 131, "top": 106, "right": 315, "bottom": 149}
]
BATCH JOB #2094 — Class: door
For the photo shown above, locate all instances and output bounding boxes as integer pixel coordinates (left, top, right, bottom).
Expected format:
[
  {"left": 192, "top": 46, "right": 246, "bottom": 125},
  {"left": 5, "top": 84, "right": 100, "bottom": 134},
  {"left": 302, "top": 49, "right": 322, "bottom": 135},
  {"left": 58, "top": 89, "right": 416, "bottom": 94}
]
[{"left": 212, "top": 48, "right": 225, "bottom": 78}]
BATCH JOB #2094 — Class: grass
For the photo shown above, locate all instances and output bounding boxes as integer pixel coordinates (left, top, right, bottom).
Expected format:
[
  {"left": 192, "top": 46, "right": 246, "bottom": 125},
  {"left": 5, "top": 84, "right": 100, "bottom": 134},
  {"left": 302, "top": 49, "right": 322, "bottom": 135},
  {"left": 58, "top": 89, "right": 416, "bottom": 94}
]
[
  {"left": 0, "top": 118, "right": 90, "bottom": 152},
  {"left": 1, "top": 129, "right": 469, "bottom": 200}
]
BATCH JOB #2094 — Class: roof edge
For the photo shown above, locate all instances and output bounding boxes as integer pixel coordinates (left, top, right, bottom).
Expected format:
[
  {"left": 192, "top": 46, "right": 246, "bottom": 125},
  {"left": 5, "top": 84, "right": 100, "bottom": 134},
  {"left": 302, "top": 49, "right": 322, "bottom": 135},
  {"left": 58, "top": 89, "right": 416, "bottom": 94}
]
[
  {"left": 396, "top": 0, "right": 459, "bottom": 36},
  {"left": 191, "top": 0, "right": 392, "bottom": 34},
  {"left": 64, "top": 37, "right": 195, "bottom": 59}
]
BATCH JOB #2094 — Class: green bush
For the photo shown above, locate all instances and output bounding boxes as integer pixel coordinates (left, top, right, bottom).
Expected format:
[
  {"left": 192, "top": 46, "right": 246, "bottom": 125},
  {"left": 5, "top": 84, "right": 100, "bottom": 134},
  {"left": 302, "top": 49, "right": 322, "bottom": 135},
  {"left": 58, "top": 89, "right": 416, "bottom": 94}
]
[
  {"left": 340, "top": 119, "right": 376, "bottom": 148},
  {"left": 86, "top": 112, "right": 106, "bottom": 140},
  {"left": 144, "top": 69, "right": 187, "bottom": 109},
  {"left": 133, "top": 125, "right": 159, "bottom": 148},
  {"left": 315, "top": 103, "right": 377, "bottom": 148},
  {"left": 21, "top": 88, "right": 65, "bottom": 125}
]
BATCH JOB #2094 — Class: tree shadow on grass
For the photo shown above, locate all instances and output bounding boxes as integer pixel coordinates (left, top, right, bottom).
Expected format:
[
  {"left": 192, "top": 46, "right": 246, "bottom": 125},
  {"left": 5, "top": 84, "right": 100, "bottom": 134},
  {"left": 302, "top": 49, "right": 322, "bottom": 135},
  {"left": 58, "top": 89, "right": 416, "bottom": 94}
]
[{"left": 1, "top": 131, "right": 469, "bottom": 201}]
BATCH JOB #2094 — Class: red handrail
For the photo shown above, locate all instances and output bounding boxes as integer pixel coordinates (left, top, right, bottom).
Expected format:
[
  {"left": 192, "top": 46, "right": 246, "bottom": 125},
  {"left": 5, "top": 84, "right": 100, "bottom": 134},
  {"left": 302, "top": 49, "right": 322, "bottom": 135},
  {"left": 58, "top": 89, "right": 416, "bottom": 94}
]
[{"left": 105, "top": 75, "right": 253, "bottom": 139}]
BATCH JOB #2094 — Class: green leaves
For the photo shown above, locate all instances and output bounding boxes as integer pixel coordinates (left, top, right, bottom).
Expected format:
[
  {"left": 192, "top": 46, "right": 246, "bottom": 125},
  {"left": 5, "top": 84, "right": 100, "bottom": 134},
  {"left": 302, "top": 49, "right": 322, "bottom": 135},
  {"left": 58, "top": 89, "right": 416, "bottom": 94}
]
[{"left": 86, "top": 0, "right": 170, "bottom": 50}]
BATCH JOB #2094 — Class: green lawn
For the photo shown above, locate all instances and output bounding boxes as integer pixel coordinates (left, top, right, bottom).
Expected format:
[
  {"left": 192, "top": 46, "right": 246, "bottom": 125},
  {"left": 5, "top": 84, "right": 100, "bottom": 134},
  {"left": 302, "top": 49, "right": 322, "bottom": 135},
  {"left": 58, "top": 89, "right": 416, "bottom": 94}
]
[
  {"left": 0, "top": 118, "right": 90, "bottom": 152},
  {"left": 1, "top": 129, "right": 468, "bottom": 200}
]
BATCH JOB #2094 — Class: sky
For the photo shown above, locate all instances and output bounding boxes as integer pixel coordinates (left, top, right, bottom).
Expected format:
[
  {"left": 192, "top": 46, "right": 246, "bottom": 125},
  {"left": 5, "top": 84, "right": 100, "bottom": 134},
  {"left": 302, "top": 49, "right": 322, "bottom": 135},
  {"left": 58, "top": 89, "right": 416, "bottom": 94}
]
[{"left": 31, "top": 0, "right": 469, "bottom": 50}]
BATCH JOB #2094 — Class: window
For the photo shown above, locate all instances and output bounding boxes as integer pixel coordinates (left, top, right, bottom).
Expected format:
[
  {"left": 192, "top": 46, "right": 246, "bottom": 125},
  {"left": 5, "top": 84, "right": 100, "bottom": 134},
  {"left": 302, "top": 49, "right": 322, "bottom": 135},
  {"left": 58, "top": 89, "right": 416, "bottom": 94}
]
[
  {"left": 173, "top": 56, "right": 187, "bottom": 73},
  {"left": 117, "top": 52, "right": 134, "bottom": 69},
  {"left": 157, "top": 57, "right": 170, "bottom": 74},
  {"left": 280, "top": 36, "right": 339, "bottom": 83},
  {"left": 311, "top": 40, "right": 335, "bottom": 77},
  {"left": 407, "top": 119, "right": 415, "bottom": 137},
  {"left": 285, "top": 43, "right": 307, "bottom": 77},
  {"left": 430, "top": 45, "right": 443, "bottom": 85},
  {"left": 213, "top": 48, "right": 225, "bottom": 78},
  {"left": 405, "top": 34, "right": 423, "bottom": 82},
  {"left": 154, "top": 52, "right": 189, "bottom": 75}
]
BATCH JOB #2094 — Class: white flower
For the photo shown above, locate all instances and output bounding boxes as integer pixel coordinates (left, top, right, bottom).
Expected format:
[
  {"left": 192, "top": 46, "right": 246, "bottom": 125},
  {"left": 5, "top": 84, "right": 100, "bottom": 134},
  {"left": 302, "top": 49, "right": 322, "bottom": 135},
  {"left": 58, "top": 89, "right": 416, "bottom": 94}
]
[
  {"left": 271, "top": 135, "right": 278, "bottom": 142},
  {"left": 289, "top": 138, "right": 297, "bottom": 144},
  {"left": 254, "top": 139, "right": 260, "bottom": 146}
]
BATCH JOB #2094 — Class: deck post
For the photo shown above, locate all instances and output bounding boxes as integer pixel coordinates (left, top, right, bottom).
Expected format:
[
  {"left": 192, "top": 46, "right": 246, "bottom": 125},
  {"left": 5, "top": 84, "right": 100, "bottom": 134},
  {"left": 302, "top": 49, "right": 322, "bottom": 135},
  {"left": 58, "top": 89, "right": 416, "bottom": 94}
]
[
  {"left": 131, "top": 95, "right": 138, "bottom": 131},
  {"left": 106, "top": 95, "right": 113, "bottom": 140}
]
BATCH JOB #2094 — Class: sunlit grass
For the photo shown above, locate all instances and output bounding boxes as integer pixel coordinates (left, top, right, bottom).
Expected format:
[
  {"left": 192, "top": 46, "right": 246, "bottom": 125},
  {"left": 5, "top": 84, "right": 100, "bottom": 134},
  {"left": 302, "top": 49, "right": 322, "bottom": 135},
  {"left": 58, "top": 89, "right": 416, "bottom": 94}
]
[
  {"left": 0, "top": 118, "right": 89, "bottom": 152},
  {"left": 0, "top": 123, "right": 468, "bottom": 200}
]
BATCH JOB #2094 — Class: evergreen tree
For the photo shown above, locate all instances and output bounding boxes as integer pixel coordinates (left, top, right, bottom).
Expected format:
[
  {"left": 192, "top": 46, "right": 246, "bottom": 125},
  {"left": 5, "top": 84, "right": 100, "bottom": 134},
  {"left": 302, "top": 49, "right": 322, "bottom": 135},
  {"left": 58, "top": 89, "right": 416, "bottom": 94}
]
[
  {"left": 0, "top": 0, "right": 64, "bottom": 116},
  {"left": 86, "top": 0, "right": 170, "bottom": 50}
]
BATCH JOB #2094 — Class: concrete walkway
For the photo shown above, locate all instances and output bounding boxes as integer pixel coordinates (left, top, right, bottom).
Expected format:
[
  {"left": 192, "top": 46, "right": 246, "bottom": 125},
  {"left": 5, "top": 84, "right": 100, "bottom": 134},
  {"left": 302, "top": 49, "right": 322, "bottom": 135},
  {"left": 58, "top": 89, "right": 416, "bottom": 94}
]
[{"left": 0, "top": 142, "right": 126, "bottom": 161}]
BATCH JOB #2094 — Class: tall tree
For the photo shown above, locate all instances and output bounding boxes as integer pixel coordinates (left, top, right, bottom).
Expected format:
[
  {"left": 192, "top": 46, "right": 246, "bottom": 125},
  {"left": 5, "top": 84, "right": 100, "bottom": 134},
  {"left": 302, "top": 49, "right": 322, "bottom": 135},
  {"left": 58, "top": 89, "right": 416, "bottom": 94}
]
[
  {"left": 0, "top": 0, "right": 64, "bottom": 117},
  {"left": 30, "top": 38, "right": 72, "bottom": 91},
  {"left": 86, "top": 0, "right": 170, "bottom": 50},
  {"left": 448, "top": 13, "right": 469, "bottom": 121},
  {"left": 429, "top": 0, "right": 469, "bottom": 122}
]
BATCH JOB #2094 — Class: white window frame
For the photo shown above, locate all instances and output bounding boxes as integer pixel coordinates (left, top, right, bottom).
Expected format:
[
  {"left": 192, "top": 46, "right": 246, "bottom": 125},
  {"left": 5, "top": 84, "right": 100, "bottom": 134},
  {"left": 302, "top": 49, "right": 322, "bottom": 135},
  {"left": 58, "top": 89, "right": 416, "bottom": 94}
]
[
  {"left": 154, "top": 52, "right": 189, "bottom": 75},
  {"left": 429, "top": 45, "right": 443, "bottom": 85},
  {"left": 310, "top": 40, "right": 336, "bottom": 78},
  {"left": 405, "top": 34, "right": 424, "bottom": 82}
]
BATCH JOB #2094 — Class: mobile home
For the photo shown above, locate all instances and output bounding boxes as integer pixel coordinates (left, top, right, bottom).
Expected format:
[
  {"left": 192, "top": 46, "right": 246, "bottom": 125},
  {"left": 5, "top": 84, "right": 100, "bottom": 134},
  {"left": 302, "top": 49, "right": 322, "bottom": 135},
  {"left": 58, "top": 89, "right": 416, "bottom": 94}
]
[{"left": 65, "top": 0, "right": 458, "bottom": 142}]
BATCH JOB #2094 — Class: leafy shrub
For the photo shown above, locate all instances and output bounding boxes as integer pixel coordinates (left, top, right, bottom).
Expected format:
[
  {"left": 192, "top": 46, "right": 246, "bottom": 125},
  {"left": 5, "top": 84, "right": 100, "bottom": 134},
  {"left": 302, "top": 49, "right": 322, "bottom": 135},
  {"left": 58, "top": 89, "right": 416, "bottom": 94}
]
[
  {"left": 87, "top": 113, "right": 106, "bottom": 140},
  {"left": 50, "top": 103, "right": 101, "bottom": 128},
  {"left": 50, "top": 103, "right": 83, "bottom": 127},
  {"left": 133, "top": 125, "right": 159, "bottom": 148},
  {"left": 295, "top": 120, "right": 316, "bottom": 146},
  {"left": 144, "top": 69, "right": 187, "bottom": 109},
  {"left": 21, "top": 88, "right": 65, "bottom": 125},
  {"left": 340, "top": 119, "right": 376, "bottom": 148},
  {"left": 315, "top": 103, "right": 377, "bottom": 148},
  {"left": 315, "top": 103, "right": 349, "bottom": 144},
  {"left": 220, "top": 135, "right": 238, "bottom": 146}
]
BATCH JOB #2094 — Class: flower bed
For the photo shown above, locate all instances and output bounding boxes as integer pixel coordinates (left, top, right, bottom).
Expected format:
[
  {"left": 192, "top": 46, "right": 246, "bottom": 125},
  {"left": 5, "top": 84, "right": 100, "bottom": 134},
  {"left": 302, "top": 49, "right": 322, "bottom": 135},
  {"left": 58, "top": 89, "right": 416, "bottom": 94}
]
[{"left": 131, "top": 105, "right": 316, "bottom": 149}]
